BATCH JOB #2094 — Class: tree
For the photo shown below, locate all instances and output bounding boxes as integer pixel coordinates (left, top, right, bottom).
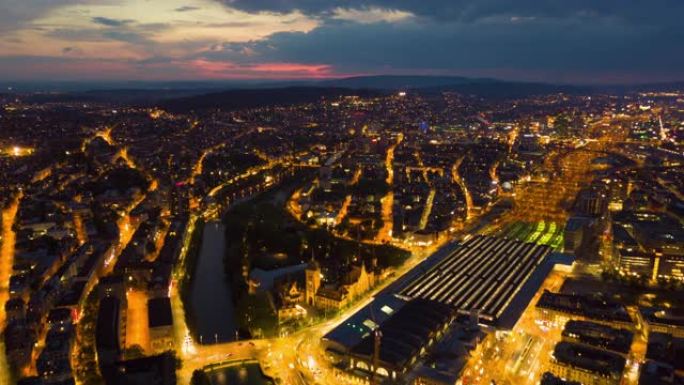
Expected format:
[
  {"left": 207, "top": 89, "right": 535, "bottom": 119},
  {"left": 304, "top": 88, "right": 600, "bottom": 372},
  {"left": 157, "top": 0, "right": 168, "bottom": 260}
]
[
  {"left": 236, "top": 292, "right": 277, "bottom": 337},
  {"left": 124, "top": 344, "right": 145, "bottom": 359},
  {"left": 191, "top": 370, "right": 211, "bottom": 385}
]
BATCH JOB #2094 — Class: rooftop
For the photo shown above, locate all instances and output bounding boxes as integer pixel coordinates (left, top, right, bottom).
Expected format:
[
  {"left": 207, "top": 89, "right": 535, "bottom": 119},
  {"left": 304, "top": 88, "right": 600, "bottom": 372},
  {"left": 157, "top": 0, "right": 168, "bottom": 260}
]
[
  {"left": 552, "top": 341, "right": 626, "bottom": 378},
  {"left": 148, "top": 297, "right": 173, "bottom": 328},
  {"left": 540, "top": 372, "right": 582, "bottom": 385},
  {"left": 96, "top": 297, "right": 121, "bottom": 352},
  {"left": 562, "top": 320, "right": 633, "bottom": 354},
  {"left": 566, "top": 216, "right": 591, "bottom": 232},
  {"left": 537, "top": 291, "right": 632, "bottom": 324},
  {"left": 399, "top": 235, "right": 554, "bottom": 325},
  {"left": 323, "top": 293, "right": 407, "bottom": 350},
  {"left": 349, "top": 299, "right": 454, "bottom": 369},
  {"left": 640, "top": 306, "right": 684, "bottom": 328}
]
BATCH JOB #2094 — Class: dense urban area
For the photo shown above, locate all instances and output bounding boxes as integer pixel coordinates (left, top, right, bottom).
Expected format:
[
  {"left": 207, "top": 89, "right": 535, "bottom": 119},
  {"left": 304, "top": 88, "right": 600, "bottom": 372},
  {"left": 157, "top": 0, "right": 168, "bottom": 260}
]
[{"left": 0, "top": 86, "right": 683, "bottom": 385}]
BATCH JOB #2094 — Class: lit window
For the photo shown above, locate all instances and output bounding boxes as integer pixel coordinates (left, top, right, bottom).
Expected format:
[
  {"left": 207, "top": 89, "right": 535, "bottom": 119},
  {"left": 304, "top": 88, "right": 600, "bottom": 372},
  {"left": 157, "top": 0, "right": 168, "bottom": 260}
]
[{"left": 362, "top": 319, "right": 378, "bottom": 330}]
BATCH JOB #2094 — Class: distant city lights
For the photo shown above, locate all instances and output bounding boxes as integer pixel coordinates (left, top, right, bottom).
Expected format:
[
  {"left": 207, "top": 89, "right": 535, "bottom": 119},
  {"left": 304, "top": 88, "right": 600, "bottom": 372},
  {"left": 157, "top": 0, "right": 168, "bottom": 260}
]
[{"left": 3, "top": 145, "right": 34, "bottom": 157}]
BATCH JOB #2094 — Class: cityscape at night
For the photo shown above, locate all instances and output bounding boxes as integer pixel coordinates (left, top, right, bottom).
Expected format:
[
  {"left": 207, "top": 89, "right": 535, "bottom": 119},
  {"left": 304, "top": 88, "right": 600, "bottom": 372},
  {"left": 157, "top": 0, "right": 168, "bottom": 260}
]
[{"left": 0, "top": 1, "right": 683, "bottom": 385}]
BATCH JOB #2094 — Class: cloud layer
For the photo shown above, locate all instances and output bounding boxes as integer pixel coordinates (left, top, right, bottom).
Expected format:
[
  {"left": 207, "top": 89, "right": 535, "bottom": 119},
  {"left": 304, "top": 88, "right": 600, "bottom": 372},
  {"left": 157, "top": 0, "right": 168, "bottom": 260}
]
[{"left": 0, "top": 0, "right": 682, "bottom": 83}]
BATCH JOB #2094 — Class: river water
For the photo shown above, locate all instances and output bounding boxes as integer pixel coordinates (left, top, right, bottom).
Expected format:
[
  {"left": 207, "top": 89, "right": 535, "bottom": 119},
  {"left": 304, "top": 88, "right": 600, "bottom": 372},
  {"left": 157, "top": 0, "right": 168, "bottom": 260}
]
[{"left": 190, "top": 221, "right": 238, "bottom": 343}]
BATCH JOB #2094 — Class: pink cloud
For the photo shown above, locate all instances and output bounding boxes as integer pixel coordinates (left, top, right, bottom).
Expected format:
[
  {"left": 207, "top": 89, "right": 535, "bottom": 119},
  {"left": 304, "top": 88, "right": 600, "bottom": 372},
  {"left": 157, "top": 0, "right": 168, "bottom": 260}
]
[
  {"left": 0, "top": 56, "right": 366, "bottom": 81},
  {"left": 249, "top": 62, "right": 332, "bottom": 74},
  {"left": 188, "top": 59, "right": 355, "bottom": 79}
]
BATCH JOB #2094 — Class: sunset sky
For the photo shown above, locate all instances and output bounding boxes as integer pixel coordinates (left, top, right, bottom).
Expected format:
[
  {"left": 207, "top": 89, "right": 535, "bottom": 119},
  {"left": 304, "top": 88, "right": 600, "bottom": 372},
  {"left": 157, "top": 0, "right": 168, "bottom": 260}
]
[{"left": 1, "top": 0, "right": 683, "bottom": 83}]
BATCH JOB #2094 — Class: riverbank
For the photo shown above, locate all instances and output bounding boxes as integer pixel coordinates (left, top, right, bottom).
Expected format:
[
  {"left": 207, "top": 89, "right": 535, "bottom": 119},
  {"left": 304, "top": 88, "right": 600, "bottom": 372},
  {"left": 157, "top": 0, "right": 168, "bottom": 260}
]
[{"left": 178, "top": 217, "right": 205, "bottom": 341}]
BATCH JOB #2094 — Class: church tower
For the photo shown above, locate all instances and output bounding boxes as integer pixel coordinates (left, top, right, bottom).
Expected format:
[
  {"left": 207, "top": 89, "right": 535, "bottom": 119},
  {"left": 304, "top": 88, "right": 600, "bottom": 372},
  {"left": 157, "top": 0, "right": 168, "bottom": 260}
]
[{"left": 305, "top": 260, "right": 321, "bottom": 306}]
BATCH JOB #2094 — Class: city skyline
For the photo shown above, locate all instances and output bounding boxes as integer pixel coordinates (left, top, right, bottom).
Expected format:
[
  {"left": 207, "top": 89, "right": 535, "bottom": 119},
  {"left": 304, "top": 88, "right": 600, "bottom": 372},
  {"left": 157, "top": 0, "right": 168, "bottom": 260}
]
[{"left": 1, "top": 2, "right": 683, "bottom": 385}]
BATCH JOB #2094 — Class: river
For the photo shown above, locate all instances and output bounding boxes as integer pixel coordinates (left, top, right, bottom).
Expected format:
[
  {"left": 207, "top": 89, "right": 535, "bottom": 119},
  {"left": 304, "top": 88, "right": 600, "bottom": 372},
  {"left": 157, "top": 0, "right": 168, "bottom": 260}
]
[{"left": 190, "top": 221, "right": 238, "bottom": 343}]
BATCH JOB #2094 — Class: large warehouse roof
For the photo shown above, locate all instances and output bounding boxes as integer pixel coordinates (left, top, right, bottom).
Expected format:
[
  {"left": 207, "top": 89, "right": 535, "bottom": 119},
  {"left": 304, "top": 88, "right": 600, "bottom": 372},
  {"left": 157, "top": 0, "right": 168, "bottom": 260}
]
[
  {"left": 349, "top": 299, "right": 454, "bottom": 369},
  {"left": 323, "top": 293, "right": 408, "bottom": 351},
  {"left": 400, "top": 235, "right": 553, "bottom": 325}
]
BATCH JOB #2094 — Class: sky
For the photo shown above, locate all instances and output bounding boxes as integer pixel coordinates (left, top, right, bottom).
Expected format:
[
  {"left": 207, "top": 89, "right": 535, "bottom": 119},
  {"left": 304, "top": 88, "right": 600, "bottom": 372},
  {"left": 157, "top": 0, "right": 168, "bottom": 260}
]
[{"left": 1, "top": 0, "right": 683, "bottom": 84}]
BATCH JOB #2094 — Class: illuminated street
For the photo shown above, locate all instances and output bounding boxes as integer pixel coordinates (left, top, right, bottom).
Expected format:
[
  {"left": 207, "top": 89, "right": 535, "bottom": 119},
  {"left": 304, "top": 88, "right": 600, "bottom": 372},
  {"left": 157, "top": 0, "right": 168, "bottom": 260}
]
[
  {"left": 0, "top": 36, "right": 682, "bottom": 385},
  {"left": 0, "top": 194, "right": 21, "bottom": 385},
  {"left": 0, "top": 194, "right": 21, "bottom": 327},
  {"left": 125, "top": 289, "right": 151, "bottom": 354}
]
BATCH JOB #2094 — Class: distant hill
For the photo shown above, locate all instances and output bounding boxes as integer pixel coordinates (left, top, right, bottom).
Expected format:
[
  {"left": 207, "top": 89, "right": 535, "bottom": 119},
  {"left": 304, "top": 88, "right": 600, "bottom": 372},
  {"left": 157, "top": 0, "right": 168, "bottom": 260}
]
[
  {"left": 314, "top": 75, "right": 588, "bottom": 97},
  {"left": 314, "top": 75, "right": 684, "bottom": 95},
  {"left": 6, "top": 75, "right": 684, "bottom": 108},
  {"left": 161, "top": 86, "right": 384, "bottom": 112},
  {"left": 599, "top": 81, "right": 684, "bottom": 94},
  {"left": 317, "top": 75, "right": 492, "bottom": 89},
  {"left": 159, "top": 76, "right": 589, "bottom": 111},
  {"left": 21, "top": 88, "right": 211, "bottom": 105},
  {"left": 418, "top": 81, "right": 589, "bottom": 98}
]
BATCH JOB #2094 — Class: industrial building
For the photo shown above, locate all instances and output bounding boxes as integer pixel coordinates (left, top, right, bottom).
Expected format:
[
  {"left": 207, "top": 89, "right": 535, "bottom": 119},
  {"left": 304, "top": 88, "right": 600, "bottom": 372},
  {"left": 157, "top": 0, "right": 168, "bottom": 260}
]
[
  {"left": 323, "top": 235, "right": 571, "bottom": 383},
  {"left": 347, "top": 299, "right": 455, "bottom": 381},
  {"left": 399, "top": 235, "right": 568, "bottom": 328},
  {"left": 322, "top": 295, "right": 456, "bottom": 379},
  {"left": 411, "top": 321, "right": 485, "bottom": 385},
  {"left": 323, "top": 293, "right": 408, "bottom": 359}
]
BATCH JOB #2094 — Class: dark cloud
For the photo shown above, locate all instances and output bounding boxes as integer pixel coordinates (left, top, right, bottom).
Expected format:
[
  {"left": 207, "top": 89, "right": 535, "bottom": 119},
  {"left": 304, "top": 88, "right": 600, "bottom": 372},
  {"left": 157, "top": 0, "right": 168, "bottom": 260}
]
[
  {"left": 205, "top": 11, "right": 684, "bottom": 83},
  {"left": 101, "top": 30, "right": 148, "bottom": 44},
  {"left": 92, "top": 16, "right": 134, "bottom": 26},
  {"left": 198, "top": 0, "right": 684, "bottom": 82},
  {"left": 175, "top": 5, "right": 200, "bottom": 12},
  {"left": 218, "top": 0, "right": 684, "bottom": 26},
  {"left": 48, "top": 28, "right": 109, "bottom": 42},
  {"left": 50, "top": 14, "right": 170, "bottom": 46},
  {"left": 46, "top": 17, "right": 169, "bottom": 48},
  {"left": 0, "top": 1, "right": 93, "bottom": 32},
  {"left": 2, "top": 0, "right": 683, "bottom": 82}
]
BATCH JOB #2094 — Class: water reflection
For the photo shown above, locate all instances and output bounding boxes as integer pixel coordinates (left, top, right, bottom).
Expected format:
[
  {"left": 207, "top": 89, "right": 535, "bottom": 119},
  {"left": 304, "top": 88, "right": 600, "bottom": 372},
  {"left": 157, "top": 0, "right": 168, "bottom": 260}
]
[{"left": 190, "top": 221, "right": 237, "bottom": 343}]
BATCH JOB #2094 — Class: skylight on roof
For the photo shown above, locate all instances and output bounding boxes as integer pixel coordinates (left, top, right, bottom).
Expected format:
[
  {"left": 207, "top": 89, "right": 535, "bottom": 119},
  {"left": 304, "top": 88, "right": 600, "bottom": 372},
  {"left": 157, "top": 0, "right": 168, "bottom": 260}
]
[{"left": 362, "top": 319, "right": 378, "bottom": 330}]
